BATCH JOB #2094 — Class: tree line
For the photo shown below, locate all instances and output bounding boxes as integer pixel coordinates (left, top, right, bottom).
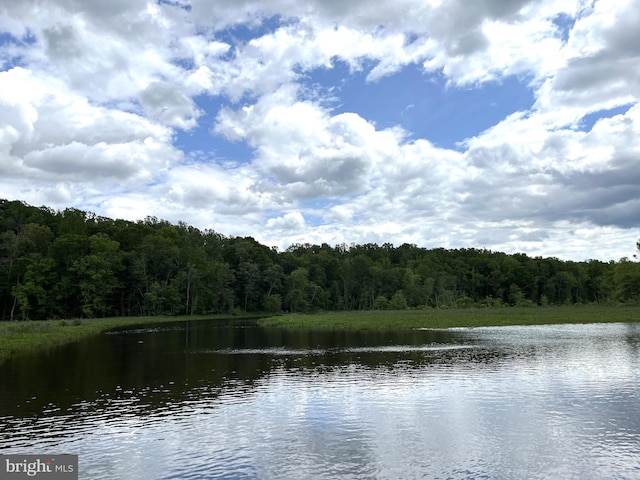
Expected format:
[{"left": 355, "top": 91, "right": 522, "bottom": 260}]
[{"left": 1, "top": 199, "right": 639, "bottom": 320}]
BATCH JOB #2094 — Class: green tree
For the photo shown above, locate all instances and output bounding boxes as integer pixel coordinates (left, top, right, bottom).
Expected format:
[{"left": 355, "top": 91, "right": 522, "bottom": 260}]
[
  {"left": 71, "top": 234, "right": 124, "bottom": 317},
  {"left": 3, "top": 224, "right": 55, "bottom": 319},
  {"left": 389, "top": 291, "right": 408, "bottom": 310},
  {"left": 373, "top": 295, "right": 389, "bottom": 310},
  {"left": 12, "top": 257, "right": 57, "bottom": 320},
  {"left": 144, "top": 281, "right": 182, "bottom": 315},
  {"left": 131, "top": 229, "right": 183, "bottom": 314},
  {"left": 507, "top": 283, "right": 525, "bottom": 306},
  {"left": 264, "top": 264, "right": 285, "bottom": 297},
  {"left": 612, "top": 259, "right": 640, "bottom": 303},
  {"left": 264, "top": 293, "right": 282, "bottom": 313},
  {"left": 285, "top": 267, "right": 321, "bottom": 313},
  {"left": 237, "top": 261, "right": 262, "bottom": 311}
]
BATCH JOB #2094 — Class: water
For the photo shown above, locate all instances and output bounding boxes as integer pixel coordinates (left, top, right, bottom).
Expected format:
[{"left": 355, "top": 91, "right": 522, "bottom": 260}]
[{"left": 1, "top": 320, "right": 639, "bottom": 479}]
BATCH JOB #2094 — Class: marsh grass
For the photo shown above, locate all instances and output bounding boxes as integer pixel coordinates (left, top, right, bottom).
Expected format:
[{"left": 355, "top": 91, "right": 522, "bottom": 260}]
[
  {"left": 258, "top": 305, "right": 640, "bottom": 330},
  {"left": 2, "top": 307, "right": 637, "bottom": 365},
  {"left": 0, "top": 314, "right": 264, "bottom": 365}
]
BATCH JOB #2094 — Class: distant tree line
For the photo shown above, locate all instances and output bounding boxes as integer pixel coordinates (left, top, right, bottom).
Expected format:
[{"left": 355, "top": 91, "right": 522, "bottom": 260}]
[{"left": 1, "top": 199, "right": 639, "bottom": 320}]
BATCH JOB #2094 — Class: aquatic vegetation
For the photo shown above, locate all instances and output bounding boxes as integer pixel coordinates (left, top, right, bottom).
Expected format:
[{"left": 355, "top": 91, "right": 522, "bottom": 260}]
[{"left": 259, "top": 305, "right": 640, "bottom": 330}]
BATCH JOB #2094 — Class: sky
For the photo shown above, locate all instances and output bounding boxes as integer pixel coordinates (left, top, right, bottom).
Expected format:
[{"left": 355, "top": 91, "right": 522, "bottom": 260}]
[{"left": 0, "top": 0, "right": 639, "bottom": 261}]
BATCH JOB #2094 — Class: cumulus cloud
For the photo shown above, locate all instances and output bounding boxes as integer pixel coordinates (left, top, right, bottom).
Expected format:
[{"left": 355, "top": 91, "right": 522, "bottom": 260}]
[
  {"left": 266, "top": 211, "right": 306, "bottom": 230},
  {"left": 0, "top": 0, "right": 639, "bottom": 260},
  {"left": 534, "top": 0, "right": 640, "bottom": 117},
  {"left": 215, "top": 85, "right": 404, "bottom": 201},
  {"left": 164, "top": 162, "right": 266, "bottom": 215},
  {"left": 460, "top": 103, "right": 640, "bottom": 232},
  {"left": 0, "top": 66, "right": 182, "bottom": 213},
  {"left": 139, "top": 81, "right": 201, "bottom": 129}
]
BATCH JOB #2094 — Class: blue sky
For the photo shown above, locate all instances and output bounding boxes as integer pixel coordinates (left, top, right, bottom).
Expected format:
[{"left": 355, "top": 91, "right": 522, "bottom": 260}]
[
  {"left": 305, "top": 63, "right": 537, "bottom": 150},
  {"left": 178, "top": 64, "right": 537, "bottom": 161},
  {"left": 175, "top": 95, "right": 255, "bottom": 165},
  {"left": 1, "top": 0, "right": 639, "bottom": 260}
]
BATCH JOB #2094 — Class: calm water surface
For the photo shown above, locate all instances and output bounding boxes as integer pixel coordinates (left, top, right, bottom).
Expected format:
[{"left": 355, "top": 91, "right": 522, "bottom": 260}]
[{"left": 1, "top": 320, "right": 639, "bottom": 479}]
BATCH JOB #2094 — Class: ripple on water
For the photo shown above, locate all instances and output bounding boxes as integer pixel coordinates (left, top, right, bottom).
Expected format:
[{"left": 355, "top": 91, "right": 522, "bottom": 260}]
[
  {"left": 194, "top": 343, "right": 476, "bottom": 356},
  {"left": 1, "top": 323, "right": 639, "bottom": 479}
]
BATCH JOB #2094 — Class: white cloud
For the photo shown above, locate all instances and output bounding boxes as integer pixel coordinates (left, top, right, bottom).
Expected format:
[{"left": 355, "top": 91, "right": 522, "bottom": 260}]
[
  {"left": 461, "top": 103, "right": 640, "bottom": 229},
  {"left": 1, "top": 0, "right": 639, "bottom": 260},
  {"left": 215, "top": 85, "right": 404, "bottom": 201},
  {"left": 139, "top": 81, "right": 201, "bottom": 129},
  {"left": 266, "top": 211, "right": 306, "bottom": 230},
  {"left": 165, "top": 162, "right": 266, "bottom": 215},
  {"left": 534, "top": 0, "right": 640, "bottom": 118},
  {"left": 0, "top": 66, "right": 182, "bottom": 213}
]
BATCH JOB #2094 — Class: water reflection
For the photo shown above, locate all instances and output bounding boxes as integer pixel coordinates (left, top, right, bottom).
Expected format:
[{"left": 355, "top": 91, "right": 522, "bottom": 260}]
[{"left": 0, "top": 321, "right": 639, "bottom": 479}]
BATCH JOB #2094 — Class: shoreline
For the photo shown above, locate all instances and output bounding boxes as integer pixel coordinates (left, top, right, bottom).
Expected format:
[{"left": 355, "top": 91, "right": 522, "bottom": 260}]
[
  {"left": 0, "top": 313, "right": 267, "bottom": 365},
  {"left": 257, "top": 305, "right": 640, "bottom": 330},
  {"left": 1, "top": 306, "right": 638, "bottom": 365}
]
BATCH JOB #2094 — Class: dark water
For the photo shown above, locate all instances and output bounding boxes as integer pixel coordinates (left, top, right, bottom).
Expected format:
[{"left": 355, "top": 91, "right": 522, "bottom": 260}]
[{"left": 1, "top": 320, "right": 639, "bottom": 479}]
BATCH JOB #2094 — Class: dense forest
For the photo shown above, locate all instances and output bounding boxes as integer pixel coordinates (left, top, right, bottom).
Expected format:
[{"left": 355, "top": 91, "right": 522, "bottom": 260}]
[{"left": 1, "top": 199, "right": 639, "bottom": 320}]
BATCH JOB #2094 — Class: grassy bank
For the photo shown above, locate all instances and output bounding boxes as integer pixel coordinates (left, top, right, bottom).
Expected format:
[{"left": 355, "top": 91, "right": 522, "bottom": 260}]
[
  {"left": 258, "top": 305, "right": 640, "bottom": 330},
  {"left": 3, "top": 306, "right": 638, "bottom": 365},
  {"left": 0, "top": 314, "right": 264, "bottom": 365}
]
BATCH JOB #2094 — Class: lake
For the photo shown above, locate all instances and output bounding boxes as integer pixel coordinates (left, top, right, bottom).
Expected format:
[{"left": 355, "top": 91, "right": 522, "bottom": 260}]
[{"left": 1, "top": 320, "right": 639, "bottom": 479}]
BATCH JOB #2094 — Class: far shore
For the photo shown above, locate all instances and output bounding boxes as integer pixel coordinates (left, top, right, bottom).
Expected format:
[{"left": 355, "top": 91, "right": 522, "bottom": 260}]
[
  {"left": 257, "top": 305, "right": 640, "bottom": 330},
  {"left": 1, "top": 305, "right": 639, "bottom": 365}
]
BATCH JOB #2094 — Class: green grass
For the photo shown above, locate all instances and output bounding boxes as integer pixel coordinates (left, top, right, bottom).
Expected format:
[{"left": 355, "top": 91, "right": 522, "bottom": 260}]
[
  {"left": 0, "top": 313, "right": 265, "bottom": 365},
  {"left": 3, "top": 306, "right": 638, "bottom": 365},
  {"left": 258, "top": 305, "right": 640, "bottom": 330}
]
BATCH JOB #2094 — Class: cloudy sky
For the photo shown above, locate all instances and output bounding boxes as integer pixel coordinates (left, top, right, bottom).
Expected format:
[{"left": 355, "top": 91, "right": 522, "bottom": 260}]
[{"left": 1, "top": 0, "right": 639, "bottom": 261}]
